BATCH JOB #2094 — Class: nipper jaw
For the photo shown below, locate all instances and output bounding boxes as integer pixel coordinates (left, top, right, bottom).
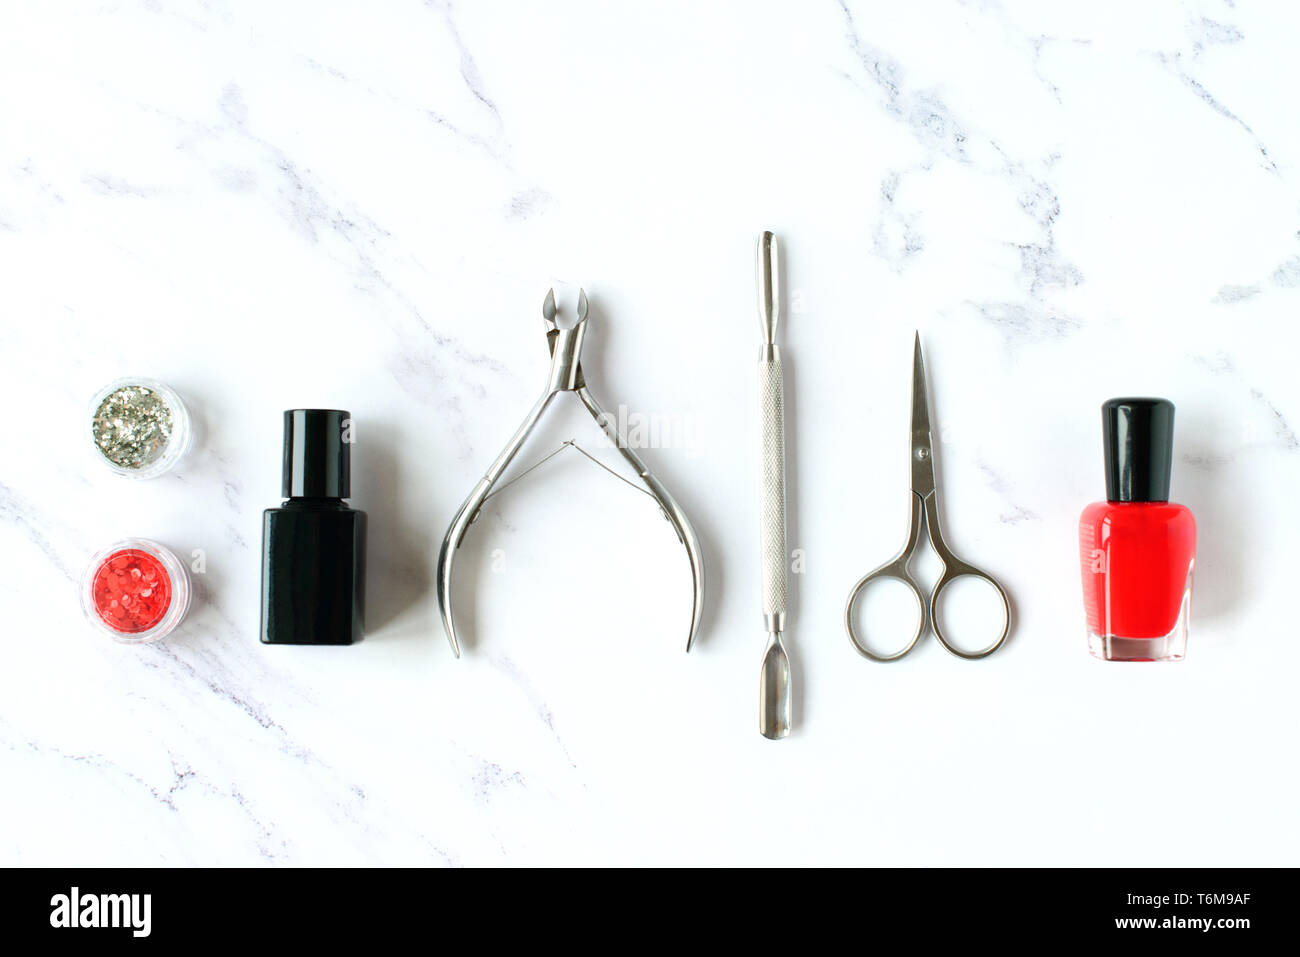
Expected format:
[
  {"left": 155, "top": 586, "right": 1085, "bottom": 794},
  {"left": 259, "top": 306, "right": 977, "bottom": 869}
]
[
  {"left": 542, "top": 286, "right": 588, "bottom": 394},
  {"left": 436, "top": 289, "right": 705, "bottom": 658}
]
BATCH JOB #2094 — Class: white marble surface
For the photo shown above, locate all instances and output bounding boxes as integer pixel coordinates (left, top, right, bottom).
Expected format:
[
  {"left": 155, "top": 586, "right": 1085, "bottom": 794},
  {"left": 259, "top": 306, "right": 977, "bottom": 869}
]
[{"left": 2, "top": 0, "right": 1298, "bottom": 866}]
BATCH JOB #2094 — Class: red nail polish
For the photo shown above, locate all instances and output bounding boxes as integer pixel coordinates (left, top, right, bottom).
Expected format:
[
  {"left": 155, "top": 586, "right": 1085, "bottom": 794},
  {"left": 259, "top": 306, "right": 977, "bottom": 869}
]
[{"left": 1079, "top": 398, "right": 1196, "bottom": 661}]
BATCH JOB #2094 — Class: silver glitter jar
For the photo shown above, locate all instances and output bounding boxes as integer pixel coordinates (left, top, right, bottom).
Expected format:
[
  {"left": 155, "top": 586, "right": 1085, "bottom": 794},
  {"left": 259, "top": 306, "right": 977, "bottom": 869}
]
[{"left": 88, "top": 377, "right": 192, "bottom": 478}]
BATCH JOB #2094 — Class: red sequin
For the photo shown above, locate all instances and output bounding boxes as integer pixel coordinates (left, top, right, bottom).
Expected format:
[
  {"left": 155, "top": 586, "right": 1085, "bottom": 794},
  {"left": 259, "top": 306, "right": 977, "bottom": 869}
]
[{"left": 91, "top": 548, "right": 172, "bottom": 634}]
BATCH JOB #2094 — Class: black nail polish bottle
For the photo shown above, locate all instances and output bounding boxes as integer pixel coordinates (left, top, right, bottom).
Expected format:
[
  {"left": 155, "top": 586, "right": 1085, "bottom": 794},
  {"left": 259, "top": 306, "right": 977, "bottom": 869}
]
[{"left": 260, "top": 409, "right": 366, "bottom": 645}]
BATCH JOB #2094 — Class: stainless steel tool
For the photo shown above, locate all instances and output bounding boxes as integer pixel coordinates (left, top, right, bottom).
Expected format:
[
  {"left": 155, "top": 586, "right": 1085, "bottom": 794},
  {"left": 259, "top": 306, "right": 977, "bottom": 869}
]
[
  {"left": 844, "top": 334, "right": 1011, "bottom": 661},
  {"left": 756, "top": 232, "right": 791, "bottom": 739},
  {"left": 436, "top": 288, "right": 705, "bottom": 657}
]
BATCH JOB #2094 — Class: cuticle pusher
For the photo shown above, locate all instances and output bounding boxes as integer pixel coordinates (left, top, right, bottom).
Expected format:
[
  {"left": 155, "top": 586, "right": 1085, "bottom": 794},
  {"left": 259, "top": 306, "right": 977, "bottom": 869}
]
[{"left": 757, "top": 231, "right": 792, "bottom": 739}]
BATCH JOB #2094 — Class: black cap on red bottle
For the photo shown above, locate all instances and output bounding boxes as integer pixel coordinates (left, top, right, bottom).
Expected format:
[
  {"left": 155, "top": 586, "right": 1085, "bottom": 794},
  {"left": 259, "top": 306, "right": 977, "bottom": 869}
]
[
  {"left": 1102, "top": 398, "right": 1174, "bottom": 503},
  {"left": 282, "top": 409, "right": 350, "bottom": 498}
]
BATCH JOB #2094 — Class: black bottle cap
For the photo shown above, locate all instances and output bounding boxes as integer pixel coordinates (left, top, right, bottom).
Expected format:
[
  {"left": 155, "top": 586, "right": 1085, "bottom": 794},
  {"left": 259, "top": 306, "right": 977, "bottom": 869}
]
[
  {"left": 282, "top": 409, "right": 351, "bottom": 498},
  {"left": 1102, "top": 398, "right": 1175, "bottom": 502}
]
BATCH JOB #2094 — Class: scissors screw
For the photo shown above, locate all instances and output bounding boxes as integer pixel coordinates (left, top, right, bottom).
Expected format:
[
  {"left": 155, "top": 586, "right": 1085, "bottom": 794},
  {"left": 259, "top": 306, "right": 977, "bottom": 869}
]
[{"left": 915, "top": 446, "right": 930, "bottom": 461}]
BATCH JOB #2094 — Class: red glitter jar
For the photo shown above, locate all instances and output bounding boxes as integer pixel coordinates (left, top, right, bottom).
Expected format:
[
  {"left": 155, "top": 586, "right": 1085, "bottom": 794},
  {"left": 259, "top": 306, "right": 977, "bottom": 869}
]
[{"left": 81, "top": 539, "right": 190, "bottom": 643}]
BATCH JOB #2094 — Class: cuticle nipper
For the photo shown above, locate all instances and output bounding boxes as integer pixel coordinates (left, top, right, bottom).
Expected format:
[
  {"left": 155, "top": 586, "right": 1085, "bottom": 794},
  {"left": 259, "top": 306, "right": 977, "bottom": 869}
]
[{"left": 436, "top": 288, "right": 705, "bottom": 657}]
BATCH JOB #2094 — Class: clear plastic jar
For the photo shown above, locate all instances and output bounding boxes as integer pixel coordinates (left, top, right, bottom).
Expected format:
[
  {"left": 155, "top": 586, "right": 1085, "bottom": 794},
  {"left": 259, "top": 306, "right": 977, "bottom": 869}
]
[
  {"left": 88, "top": 377, "right": 192, "bottom": 478},
  {"left": 81, "top": 539, "right": 191, "bottom": 643}
]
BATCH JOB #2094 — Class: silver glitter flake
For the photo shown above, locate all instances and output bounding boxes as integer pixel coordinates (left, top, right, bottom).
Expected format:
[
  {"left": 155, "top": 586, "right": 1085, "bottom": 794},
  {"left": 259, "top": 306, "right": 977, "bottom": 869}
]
[{"left": 92, "top": 385, "right": 174, "bottom": 470}]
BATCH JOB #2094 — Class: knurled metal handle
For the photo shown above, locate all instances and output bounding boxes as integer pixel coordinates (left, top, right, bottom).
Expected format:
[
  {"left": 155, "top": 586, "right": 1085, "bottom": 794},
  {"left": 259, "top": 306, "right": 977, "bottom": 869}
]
[{"left": 759, "top": 354, "right": 787, "bottom": 619}]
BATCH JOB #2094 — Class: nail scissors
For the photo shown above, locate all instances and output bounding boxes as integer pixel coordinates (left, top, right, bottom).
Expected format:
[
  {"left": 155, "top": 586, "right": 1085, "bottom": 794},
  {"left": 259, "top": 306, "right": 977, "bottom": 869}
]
[{"left": 844, "top": 333, "right": 1011, "bottom": 661}]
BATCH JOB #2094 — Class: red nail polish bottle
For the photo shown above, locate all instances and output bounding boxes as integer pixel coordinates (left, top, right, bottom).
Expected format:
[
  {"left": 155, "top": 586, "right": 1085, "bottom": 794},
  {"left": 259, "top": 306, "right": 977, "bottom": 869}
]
[{"left": 1078, "top": 398, "right": 1196, "bottom": 661}]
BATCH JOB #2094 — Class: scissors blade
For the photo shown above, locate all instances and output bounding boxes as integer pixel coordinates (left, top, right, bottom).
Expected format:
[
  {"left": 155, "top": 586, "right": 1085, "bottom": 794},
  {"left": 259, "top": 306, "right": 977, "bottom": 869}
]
[{"left": 910, "top": 332, "right": 937, "bottom": 497}]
